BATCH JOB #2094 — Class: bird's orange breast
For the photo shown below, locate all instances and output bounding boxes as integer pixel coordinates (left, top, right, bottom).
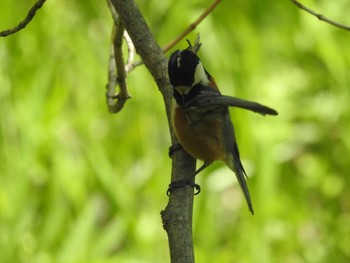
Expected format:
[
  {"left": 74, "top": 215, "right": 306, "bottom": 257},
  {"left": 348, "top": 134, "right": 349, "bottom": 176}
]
[{"left": 172, "top": 105, "right": 226, "bottom": 162}]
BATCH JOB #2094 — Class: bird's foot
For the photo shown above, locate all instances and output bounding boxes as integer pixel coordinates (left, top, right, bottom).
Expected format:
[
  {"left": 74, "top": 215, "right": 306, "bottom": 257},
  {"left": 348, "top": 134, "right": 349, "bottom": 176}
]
[
  {"left": 168, "top": 143, "right": 183, "bottom": 158},
  {"left": 167, "top": 179, "right": 201, "bottom": 196}
]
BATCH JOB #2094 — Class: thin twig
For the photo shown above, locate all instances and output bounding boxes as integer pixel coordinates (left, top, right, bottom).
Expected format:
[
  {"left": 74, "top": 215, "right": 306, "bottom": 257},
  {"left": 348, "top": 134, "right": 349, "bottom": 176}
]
[
  {"left": 106, "top": 42, "right": 118, "bottom": 112},
  {"left": 127, "top": 0, "right": 221, "bottom": 73},
  {"left": 290, "top": 0, "right": 350, "bottom": 31},
  {"left": 162, "top": 0, "right": 221, "bottom": 53},
  {"left": 126, "top": 60, "right": 143, "bottom": 73},
  {"left": 106, "top": 6, "right": 131, "bottom": 113},
  {"left": 124, "top": 30, "right": 135, "bottom": 73},
  {"left": 107, "top": 0, "right": 119, "bottom": 24},
  {"left": 108, "top": 0, "right": 135, "bottom": 74},
  {"left": 113, "top": 19, "right": 131, "bottom": 110},
  {"left": 0, "top": 0, "right": 47, "bottom": 37}
]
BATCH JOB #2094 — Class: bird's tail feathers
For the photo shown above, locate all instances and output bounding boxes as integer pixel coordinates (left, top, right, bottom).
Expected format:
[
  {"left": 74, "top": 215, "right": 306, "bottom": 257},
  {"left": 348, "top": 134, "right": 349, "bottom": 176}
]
[{"left": 226, "top": 155, "right": 254, "bottom": 215}]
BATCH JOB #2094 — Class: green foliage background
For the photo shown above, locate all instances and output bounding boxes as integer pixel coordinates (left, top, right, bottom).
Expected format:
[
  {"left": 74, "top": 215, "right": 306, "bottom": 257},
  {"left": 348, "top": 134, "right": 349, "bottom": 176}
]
[{"left": 1, "top": 0, "right": 350, "bottom": 262}]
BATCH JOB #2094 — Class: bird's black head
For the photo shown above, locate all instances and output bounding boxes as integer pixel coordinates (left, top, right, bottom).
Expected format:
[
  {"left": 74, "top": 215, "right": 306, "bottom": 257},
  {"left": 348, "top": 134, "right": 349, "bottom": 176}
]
[{"left": 168, "top": 49, "right": 201, "bottom": 87}]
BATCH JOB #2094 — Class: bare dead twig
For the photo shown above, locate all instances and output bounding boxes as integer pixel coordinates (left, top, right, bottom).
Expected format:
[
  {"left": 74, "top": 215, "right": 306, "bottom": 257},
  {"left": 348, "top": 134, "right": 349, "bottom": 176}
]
[
  {"left": 124, "top": 30, "right": 135, "bottom": 73},
  {"left": 106, "top": 43, "right": 118, "bottom": 112},
  {"left": 106, "top": 16, "right": 131, "bottom": 113},
  {"left": 126, "top": 60, "right": 142, "bottom": 74},
  {"left": 290, "top": 0, "right": 350, "bottom": 31},
  {"left": 113, "top": 20, "right": 131, "bottom": 108},
  {"left": 107, "top": 0, "right": 119, "bottom": 24},
  {"left": 0, "top": 0, "right": 47, "bottom": 37}
]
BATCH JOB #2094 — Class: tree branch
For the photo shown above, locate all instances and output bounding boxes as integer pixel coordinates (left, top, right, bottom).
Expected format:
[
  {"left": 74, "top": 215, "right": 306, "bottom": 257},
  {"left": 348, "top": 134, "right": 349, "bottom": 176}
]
[
  {"left": 0, "top": 0, "right": 47, "bottom": 37},
  {"left": 290, "top": 0, "right": 350, "bottom": 31},
  {"left": 109, "top": 0, "right": 197, "bottom": 262}
]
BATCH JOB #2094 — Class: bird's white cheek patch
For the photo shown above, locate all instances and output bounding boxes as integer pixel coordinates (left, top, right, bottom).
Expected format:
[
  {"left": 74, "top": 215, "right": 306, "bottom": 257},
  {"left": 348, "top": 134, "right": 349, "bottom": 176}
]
[{"left": 194, "top": 62, "right": 209, "bottom": 85}]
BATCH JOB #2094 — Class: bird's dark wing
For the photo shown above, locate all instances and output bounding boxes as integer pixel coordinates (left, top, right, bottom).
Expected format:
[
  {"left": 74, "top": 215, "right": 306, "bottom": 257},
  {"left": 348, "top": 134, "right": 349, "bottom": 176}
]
[{"left": 187, "top": 95, "right": 278, "bottom": 116}]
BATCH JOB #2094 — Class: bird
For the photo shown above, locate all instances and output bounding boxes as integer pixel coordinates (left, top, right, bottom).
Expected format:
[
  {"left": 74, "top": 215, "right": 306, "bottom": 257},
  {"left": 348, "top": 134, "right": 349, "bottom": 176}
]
[{"left": 167, "top": 47, "right": 278, "bottom": 214}]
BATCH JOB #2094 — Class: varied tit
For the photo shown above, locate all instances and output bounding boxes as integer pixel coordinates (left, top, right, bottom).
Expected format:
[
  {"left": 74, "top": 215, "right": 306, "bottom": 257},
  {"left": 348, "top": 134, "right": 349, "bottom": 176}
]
[{"left": 168, "top": 48, "right": 278, "bottom": 214}]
